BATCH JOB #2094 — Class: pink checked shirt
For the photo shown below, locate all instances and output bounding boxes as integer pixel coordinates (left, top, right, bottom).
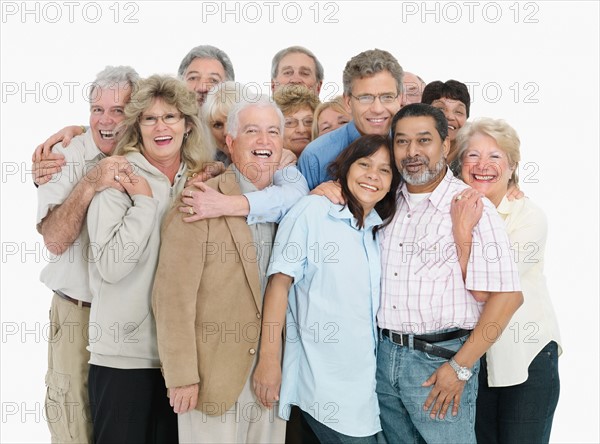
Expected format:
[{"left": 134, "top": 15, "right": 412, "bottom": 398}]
[{"left": 378, "top": 168, "right": 521, "bottom": 334}]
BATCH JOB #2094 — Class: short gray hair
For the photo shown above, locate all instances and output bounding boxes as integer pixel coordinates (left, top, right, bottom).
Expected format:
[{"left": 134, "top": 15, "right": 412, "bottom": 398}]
[
  {"left": 177, "top": 45, "right": 235, "bottom": 81},
  {"left": 226, "top": 94, "right": 284, "bottom": 138},
  {"left": 89, "top": 65, "right": 139, "bottom": 102},
  {"left": 271, "top": 46, "right": 324, "bottom": 83},
  {"left": 342, "top": 49, "right": 403, "bottom": 96}
]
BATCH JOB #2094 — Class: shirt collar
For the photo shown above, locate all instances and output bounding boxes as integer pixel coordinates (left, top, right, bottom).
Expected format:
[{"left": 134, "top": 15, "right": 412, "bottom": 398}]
[
  {"left": 82, "top": 131, "right": 107, "bottom": 162},
  {"left": 399, "top": 167, "right": 465, "bottom": 211},
  {"left": 496, "top": 195, "right": 513, "bottom": 216},
  {"left": 328, "top": 202, "right": 383, "bottom": 231},
  {"left": 232, "top": 164, "right": 259, "bottom": 194}
]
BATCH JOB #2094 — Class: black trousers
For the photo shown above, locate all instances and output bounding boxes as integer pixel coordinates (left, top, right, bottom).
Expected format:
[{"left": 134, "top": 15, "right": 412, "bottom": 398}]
[{"left": 88, "top": 365, "right": 178, "bottom": 444}]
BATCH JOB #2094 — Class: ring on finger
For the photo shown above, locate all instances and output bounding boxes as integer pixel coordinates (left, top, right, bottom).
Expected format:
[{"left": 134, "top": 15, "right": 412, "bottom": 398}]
[
  {"left": 114, "top": 175, "right": 121, "bottom": 182},
  {"left": 455, "top": 195, "right": 463, "bottom": 201},
  {"left": 188, "top": 206, "right": 195, "bottom": 215}
]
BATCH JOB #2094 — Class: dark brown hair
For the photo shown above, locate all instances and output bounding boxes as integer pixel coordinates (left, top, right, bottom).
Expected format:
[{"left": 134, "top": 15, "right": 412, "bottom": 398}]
[{"left": 328, "top": 134, "right": 401, "bottom": 237}]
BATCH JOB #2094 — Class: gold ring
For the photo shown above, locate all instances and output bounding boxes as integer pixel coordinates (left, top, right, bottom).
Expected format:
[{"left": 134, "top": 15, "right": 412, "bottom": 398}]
[
  {"left": 114, "top": 175, "right": 120, "bottom": 182},
  {"left": 187, "top": 190, "right": 194, "bottom": 198},
  {"left": 455, "top": 195, "right": 463, "bottom": 201},
  {"left": 188, "top": 206, "right": 195, "bottom": 215}
]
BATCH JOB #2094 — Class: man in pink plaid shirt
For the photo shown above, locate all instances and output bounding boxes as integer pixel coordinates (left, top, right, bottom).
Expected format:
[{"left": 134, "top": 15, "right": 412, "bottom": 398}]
[{"left": 376, "top": 103, "right": 523, "bottom": 444}]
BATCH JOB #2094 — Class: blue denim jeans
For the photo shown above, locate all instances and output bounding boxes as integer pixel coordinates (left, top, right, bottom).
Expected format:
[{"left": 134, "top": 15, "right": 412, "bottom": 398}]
[
  {"left": 376, "top": 333, "right": 479, "bottom": 444},
  {"left": 475, "top": 341, "right": 560, "bottom": 444},
  {"left": 300, "top": 410, "right": 381, "bottom": 444}
]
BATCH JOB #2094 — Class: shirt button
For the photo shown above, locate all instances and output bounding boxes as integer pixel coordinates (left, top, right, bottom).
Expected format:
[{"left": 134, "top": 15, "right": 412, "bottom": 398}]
[
  {"left": 394, "top": 272, "right": 398, "bottom": 276},
  {"left": 249, "top": 348, "right": 256, "bottom": 355},
  {"left": 399, "top": 243, "right": 403, "bottom": 247},
  {"left": 407, "top": 214, "right": 411, "bottom": 218},
  {"left": 256, "top": 313, "right": 261, "bottom": 319},
  {"left": 393, "top": 305, "right": 397, "bottom": 309}
]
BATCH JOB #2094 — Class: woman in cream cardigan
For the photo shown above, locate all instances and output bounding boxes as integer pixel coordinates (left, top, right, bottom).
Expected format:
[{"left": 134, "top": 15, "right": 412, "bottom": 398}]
[
  {"left": 451, "top": 117, "right": 561, "bottom": 444},
  {"left": 86, "top": 75, "right": 213, "bottom": 443}
]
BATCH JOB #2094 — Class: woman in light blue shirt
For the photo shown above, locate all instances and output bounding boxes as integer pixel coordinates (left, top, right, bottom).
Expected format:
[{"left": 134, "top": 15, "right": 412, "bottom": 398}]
[{"left": 253, "top": 134, "right": 401, "bottom": 443}]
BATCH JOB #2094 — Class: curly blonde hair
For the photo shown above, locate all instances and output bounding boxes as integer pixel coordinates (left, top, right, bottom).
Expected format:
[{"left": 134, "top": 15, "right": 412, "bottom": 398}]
[
  {"left": 273, "top": 84, "right": 320, "bottom": 117},
  {"left": 115, "top": 75, "right": 214, "bottom": 176}
]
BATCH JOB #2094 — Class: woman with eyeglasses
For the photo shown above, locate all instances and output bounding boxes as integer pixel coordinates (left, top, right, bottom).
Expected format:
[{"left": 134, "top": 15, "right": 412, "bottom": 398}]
[
  {"left": 253, "top": 134, "right": 402, "bottom": 444},
  {"left": 273, "top": 84, "right": 320, "bottom": 156},
  {"left": 85, "top": 75, "right": 214, "bottom": 443}
]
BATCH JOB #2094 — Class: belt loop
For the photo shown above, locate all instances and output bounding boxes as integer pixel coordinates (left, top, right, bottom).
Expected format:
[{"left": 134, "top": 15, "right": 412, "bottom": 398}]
[
  {"left": 408, "top": 334, "right": 414, "bottom": 350},
  {"left": 378, "top": 328, "right": 383, "bottom": 341},
  {"left": 77, "top": 299, "right": 83, "bottom": 309}
]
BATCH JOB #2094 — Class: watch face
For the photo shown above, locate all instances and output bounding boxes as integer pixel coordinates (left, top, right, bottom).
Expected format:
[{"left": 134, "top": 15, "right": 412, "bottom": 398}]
[{"left": 458, "top": 368, "right": 472, "bottom": 381}]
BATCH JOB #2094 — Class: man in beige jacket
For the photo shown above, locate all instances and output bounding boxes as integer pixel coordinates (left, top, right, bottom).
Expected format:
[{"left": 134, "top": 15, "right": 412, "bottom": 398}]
[{"left": 152, "top": 94, "right": 289, "bottom": 444}]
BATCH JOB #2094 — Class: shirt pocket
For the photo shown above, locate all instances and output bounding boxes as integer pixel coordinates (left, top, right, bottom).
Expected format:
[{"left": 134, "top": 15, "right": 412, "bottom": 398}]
[{"left": 411, "top": 232, "right": 456, "bottom": 281}]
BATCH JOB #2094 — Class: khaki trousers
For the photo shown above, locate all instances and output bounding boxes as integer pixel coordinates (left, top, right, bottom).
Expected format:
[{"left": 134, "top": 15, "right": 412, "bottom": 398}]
[
  {"left": 45, "top": 293, "right": 92, "bottom": 444},
  {"left": 178, "top": 371, "right": 286, "bottom": 444}
]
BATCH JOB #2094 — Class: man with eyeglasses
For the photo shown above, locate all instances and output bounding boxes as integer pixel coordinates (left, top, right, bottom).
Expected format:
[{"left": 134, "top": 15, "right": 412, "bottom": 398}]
[
  {"left": 36, "top": 65, "right": 139, "bottom": 443},
  {"left": 297, "top": 48, "right": 403, "bottom": 189}
]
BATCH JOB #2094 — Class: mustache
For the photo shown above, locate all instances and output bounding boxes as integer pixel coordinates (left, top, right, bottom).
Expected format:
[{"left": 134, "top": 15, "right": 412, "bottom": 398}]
[{"left": 401, "top": 155, "right": 429, "bottom": 167}]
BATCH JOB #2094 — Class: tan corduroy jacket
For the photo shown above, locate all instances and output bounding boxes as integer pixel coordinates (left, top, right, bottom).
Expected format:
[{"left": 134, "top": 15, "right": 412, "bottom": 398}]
[{"left": 152, "top": 169, "right": 264, "bottom": 415}]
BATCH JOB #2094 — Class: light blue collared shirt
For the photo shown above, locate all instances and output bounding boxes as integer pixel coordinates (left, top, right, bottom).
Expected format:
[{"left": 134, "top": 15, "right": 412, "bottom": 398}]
[
  {"left": 297, "top": 122, "right": 361, "bottom": 190},
  {"left": 268, "top": 195, "right": 382, "bottom": 437}
]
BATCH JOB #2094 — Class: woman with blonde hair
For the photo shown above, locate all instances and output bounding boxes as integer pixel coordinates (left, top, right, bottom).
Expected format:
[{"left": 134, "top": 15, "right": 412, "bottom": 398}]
[
  {"left": 312, "top": 95, "right": 351, "bottom": 139},
  {"left": 452, "top": 118, "right": 561, "bottom": 444},
  {"left": 86, "top": 75, "right": 213, "bottom": 443}
]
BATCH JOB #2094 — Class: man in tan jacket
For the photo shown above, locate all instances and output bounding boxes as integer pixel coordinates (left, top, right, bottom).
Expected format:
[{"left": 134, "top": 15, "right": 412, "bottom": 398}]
[{"left": 152, "top": 95, "right": 288, "bottom": 443}]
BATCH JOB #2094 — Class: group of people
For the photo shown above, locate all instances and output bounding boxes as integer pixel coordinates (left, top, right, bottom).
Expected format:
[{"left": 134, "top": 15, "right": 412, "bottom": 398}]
[{"left": 33, "top": 44, "right": 561, "bottom": 444}]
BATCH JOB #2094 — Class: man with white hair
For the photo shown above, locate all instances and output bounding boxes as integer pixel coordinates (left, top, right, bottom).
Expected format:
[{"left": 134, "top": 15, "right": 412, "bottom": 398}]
[{"left": 153, "top": 95, "right": 287, "bottom": 443}]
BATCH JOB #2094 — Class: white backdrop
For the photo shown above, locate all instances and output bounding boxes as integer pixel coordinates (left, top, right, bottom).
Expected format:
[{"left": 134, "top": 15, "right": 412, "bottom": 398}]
[{"left": 1, "top": 1, "right": 598, "bottom": 442}]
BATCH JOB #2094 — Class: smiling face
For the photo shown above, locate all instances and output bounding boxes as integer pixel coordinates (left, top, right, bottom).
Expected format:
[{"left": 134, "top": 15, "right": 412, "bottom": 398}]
[
  {"left": 183, "top": 57, "right": 226, "bottom": 106},
  {"left": 139, "top": 98, "right": 188, "bottom": 168},
  {"left": 430, "top": 97, "right": 467, "bottom": 142},
  {"left": 272, "top": 52, "right": 321, "bottom": 94},
  {"left": 283, "top": 106, "right": 313, "bottom": 156},
  {"left": 226, "top": 105, "right": 283, "bottom": 189},
  {"left": 346, "top": 145, "right": 393, "bottom": 215},
  {"left": 345, "top": 70, "right": 401, "bottom": 136},
  {"left": 317, "top": 106, "right": 351, "bottom": 136},
  {"left": 460, "top": 132, "right": 514, "bottom": 206},
  {"left": 89, "top": 85, "right": 131, "bottom": 155},
  {"left": 393, "top": 115, "right": 450, "bottom": 193}
]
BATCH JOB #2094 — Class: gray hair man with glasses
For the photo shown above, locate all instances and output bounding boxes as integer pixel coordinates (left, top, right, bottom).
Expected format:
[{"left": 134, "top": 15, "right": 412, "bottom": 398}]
[
  {"left": 36, "top": 65, "right": 138, "bottom": 444},
  {"left": 298, "top": 48, "right": 403, "bottom": 189}
]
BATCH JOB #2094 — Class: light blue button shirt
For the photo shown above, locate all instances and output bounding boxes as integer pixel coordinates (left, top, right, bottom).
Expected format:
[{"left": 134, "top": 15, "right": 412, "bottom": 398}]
[
  {"left": 268, "top": 194, "right": 382, "bottom": 437},
  {"left": 297, "top": 122, "right": 361, "bottom": 190}
]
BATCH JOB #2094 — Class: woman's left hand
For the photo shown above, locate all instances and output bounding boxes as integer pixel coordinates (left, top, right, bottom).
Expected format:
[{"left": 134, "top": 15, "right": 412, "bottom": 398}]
[
  {"left": 118, "top": 166, "right": 153, "bottom": 197},
  {"left": 252, "top": 356, "right": 282, "bottom": 409},
  {"left": 451, "top": 188, "right": 483, "bottom": 239}
]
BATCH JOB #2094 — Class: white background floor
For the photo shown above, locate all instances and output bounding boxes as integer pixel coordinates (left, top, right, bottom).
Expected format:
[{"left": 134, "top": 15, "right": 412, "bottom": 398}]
[{"left": 1, "top": 1, "right": 598, "bottom": 442}]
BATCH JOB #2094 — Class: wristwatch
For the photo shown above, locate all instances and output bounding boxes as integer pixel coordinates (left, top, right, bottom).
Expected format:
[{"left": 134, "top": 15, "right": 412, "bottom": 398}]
[{"left": 448, "top": 358, "right": 473, "bottom": 381}]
